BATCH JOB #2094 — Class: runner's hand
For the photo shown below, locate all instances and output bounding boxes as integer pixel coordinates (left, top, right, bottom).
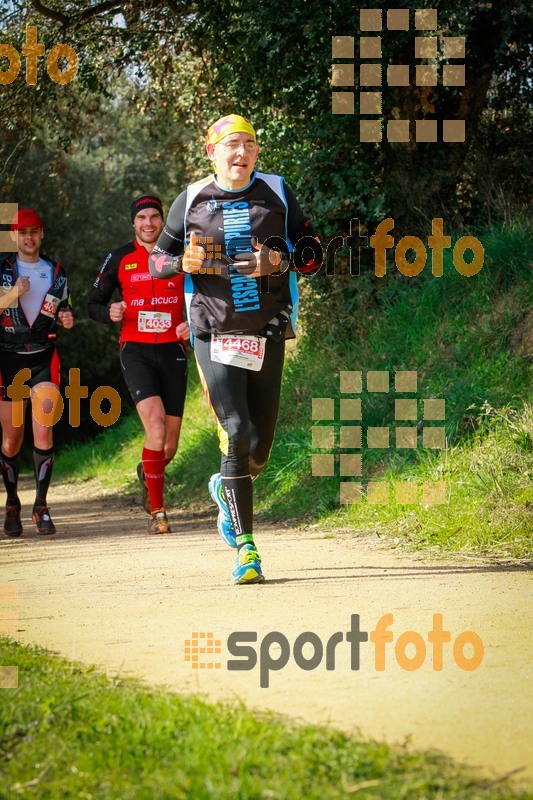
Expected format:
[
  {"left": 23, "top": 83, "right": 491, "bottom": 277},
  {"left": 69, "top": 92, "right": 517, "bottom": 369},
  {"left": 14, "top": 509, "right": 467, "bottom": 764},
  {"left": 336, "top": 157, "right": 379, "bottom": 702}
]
[
  {"left": 58, "top": 310, "right": 74, "bottom": 329},
  {"left": 109, "top": 300, "right": 127, "bottom": 322},
  {"left": 15, "top": 276, "right": 30, "bottom": 296},
  {"left": 233, "top": 239, "right": 282, "bottom": 278},
  {"left": 176, "top": 321, "right": 190, "bottom": 341},
  {"left": 182, "top": 231, "right": 207, "bottom": 273}
]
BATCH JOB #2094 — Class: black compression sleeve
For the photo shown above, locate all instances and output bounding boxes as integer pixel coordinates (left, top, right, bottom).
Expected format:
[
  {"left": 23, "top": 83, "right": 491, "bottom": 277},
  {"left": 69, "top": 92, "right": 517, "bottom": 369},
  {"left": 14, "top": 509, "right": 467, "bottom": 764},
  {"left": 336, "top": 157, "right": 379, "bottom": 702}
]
[
  {"left": 57, "top": 266, "right": 71, "bottom": 312},
  {"left": 87, "top": 251, "right": 120, "bottom": 324},
  {"left": 149, "top": 191, "right": 187, "bottom": 279}
]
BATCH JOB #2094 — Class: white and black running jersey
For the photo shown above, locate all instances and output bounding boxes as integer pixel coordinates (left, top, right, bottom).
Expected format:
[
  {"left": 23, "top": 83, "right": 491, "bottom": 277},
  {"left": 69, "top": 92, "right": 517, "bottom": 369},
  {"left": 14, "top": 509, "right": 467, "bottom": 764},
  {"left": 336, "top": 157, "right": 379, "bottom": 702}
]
[{"left": 149, "top": 171, "right": 322, "bottom": 338}]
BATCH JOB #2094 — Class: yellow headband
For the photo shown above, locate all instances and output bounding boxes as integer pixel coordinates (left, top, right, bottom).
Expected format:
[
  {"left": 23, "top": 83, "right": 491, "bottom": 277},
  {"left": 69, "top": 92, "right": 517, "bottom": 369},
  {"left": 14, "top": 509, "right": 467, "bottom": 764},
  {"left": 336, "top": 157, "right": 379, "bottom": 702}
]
[{"left": 206, "top": 114, "right": 256, "bottom": 146}]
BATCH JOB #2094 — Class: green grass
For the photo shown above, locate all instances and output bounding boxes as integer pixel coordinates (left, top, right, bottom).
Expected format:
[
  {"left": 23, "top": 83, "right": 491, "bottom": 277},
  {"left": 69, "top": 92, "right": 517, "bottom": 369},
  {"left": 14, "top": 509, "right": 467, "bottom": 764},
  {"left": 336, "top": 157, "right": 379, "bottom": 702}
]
[
  {"left": 54, "top": 222, "right": 532, "bottom": 558},
  {"left": 55, "top": 411, "right": 146, "bottom": 485},
  {"left": 1, "top": 639, "right": 530, "bottom": 799},
  {"left": 305, "top": 403, "right": 533, "bottom": 558}
]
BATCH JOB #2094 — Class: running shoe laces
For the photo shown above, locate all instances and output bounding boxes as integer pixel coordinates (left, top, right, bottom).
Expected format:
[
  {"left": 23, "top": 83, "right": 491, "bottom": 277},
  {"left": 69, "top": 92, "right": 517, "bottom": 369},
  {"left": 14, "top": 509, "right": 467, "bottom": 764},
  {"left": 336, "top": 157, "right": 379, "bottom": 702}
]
[
  {"left": 232, "top": 543, "right": 265, "bottom": 585},
  {"left": 32, "top": 505, "right": 56, "bottom": 535},
  {"left": 4, "top": 504, "right": 22, "bottom": 537},
  {"left": 148, "top": 507, "right": 171, "bottom": 535}
]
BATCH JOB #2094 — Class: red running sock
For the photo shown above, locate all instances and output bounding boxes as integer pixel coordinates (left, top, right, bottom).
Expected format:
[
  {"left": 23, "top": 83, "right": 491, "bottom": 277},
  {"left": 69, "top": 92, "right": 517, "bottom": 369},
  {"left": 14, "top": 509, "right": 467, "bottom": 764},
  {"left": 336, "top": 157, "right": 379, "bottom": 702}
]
[{"left": 142, "top": 447, "right": 165, "bottom": 511}]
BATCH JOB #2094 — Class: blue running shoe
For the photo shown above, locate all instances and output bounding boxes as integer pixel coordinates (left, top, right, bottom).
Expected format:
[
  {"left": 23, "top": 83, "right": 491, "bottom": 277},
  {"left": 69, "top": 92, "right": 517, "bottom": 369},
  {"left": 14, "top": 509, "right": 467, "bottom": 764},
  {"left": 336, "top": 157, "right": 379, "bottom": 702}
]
[
  {"left": 232, "top": 543, "right": 265, "bottom": 585},
  {"left": 208, "top": 473, "right": 237, "bottom": 548}
]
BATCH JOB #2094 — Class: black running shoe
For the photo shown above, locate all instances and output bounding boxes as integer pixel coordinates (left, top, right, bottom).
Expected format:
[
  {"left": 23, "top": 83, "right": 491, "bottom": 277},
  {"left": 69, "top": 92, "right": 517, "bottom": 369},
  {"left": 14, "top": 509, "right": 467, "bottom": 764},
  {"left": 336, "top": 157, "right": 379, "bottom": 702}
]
[
  {"left": 32, "top": 506, "right": 56, "bottom": 535},
  {"left": 137, "top": 462, "right": 150, "bottom": 514},
  {"left": 4, "top": 504, "right": 22, "bottom": 537}
]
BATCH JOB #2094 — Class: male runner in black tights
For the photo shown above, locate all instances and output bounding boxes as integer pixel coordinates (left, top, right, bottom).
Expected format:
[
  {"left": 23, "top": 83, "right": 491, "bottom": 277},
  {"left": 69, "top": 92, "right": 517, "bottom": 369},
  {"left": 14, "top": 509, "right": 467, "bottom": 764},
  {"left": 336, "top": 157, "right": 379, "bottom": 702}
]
[{"left": 150, "top": 115, "right": 322, "bottom": 582}]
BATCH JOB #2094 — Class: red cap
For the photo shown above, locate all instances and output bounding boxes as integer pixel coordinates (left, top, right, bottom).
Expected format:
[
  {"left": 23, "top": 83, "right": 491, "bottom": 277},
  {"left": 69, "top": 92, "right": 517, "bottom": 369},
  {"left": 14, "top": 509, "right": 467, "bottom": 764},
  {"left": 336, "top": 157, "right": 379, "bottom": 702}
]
[{"left": 11, "top": 209, "right": 44, "bottom": 231}]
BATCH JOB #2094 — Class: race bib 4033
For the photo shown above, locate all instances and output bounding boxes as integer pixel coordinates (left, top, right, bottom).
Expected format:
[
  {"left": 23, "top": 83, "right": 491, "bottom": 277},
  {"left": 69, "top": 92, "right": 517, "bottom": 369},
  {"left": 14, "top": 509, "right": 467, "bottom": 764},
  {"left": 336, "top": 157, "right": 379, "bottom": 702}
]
[{"left": 138, "top": 310, "right": 172, "bottom": 332}]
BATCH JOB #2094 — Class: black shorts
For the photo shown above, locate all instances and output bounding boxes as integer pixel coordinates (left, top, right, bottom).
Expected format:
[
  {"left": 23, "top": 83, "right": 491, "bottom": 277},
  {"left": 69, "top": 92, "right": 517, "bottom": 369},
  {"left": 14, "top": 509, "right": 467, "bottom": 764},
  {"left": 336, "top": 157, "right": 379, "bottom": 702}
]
[
  {"left": 0, "top": 346, "right": 60, "bottom": 402},
  {"left": 119, "top": 340, "right": 188, "bottom": 417}
]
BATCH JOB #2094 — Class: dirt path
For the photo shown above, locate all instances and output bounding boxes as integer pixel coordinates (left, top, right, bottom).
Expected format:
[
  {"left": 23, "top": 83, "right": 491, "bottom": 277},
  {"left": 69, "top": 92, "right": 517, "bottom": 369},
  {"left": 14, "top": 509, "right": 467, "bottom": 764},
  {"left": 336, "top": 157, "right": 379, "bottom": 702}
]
[{"left": 1, "top": 476, "right": 532, "bottom": 784}]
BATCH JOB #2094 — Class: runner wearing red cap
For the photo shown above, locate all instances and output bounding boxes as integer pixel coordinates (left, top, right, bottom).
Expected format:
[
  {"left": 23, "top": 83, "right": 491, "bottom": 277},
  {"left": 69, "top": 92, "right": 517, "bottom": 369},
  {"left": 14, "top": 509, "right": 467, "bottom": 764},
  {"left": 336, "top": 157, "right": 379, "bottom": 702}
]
[
  {"left": 0, "top": 208, "right": 74, "bottom": 537},
  {"left": 149, "top": 115, "right": 323, "bottom": 581},
  {"left": 88, "top": 195, "right": 189, "bottom": 534}
]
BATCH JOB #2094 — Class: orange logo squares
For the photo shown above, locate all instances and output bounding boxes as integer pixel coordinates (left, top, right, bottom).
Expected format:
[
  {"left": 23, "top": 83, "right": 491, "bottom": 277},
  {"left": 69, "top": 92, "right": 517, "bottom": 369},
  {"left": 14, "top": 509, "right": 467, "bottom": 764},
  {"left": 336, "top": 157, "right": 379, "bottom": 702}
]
[
  {"left": 360, "top": 9, "right": 382, "bottom": 31},
  {"left": 360, "top": 37, "right": 382, "bottom": 59},
  {"left": 395, "top": 427, "right": 418, "bottom": 449},
  {"left": 0, "top": 203, "right": 18, "bottom": 252},
  {"left": 360, "top": 120, "right": 382, "bottom": 142},
  {"left": 360, "top": 92, "right": 382, "bottom": 114},
  {"left": 332, "top": 36, "right": 354, "bottom": 58},
  {"left": 332, "top": 92, "right": 354, "bottom": 114},
  {"left": 340, "top": 426, "right": 362, "bottom": 448},
  {"left": 443, "top": 37, "right": 465, "bottom": 58},
  {"left": 0, "top": 584, "right": 18, "bottom": 635},
  {"left": 395, "top": 371, "right": 418, "bottom": 392},
  {"left": 340, "top": 371, "right": 363, "bottom": 393},
  {"left": 416, "top": 120, "right": 438, "bottom": 142},
  {"left": 415, "top": 64, "right": 438, "bottom": 86},
  {"left": 367, "top": 482, "right": 390, "bottom": 504},
  {"left": 387, "top": 120, "right": 410, "bottom": 142},
  {"left": 395, "top": 482, "right": 418, "bottom": 504},
  {"left": 415, "top": 37, "right": 438, "bottom": 59},
  {"left": 312, "top": 426, "right": 335, "bottom": 449},
  {"left": 340, "top": 482, "right": 363, "bottom": 504},
  {"left": 443, "top": 120, "right": 465, "bottom": 142},
  {"left": 184, "top": 632, "right": 222, "bottom": 670},
  {"left": 331, "top": 64, "right": 354, "bottom": 86},
  {"left": 340, "top": 454, "right": 362, "bottom": 477},
  {"left": 387, "top": 9, "right": 409, "bottom": 30},
  {"left": 312, "top": 370, "right": 447, "bottom": 507},
  {"left": 340, "top": 399, "right": 362, "bottom": 420},
  {"left": 415, "top": 9, "right": 437, "bottom": 30},
  {"left": 312, "top": 398, "right": 335, "bottom": 420},
  {"left": 331, "top": 7, "right": 466, "bottom": 142},
  {"left": 443, "top": 65, "right": 465, "bottom": 86},
  {"left": 422, "top": 427, "right": 446, "bottom": 449},
  {"left": 0, "top": 667, "right": 18, "bottom": 689},
  {"left": 387, "top": 65, "right": 410, "bottom": 86},
  {"left": 312, "top": 454, "right": 335, "bottom": 477},
  {"left": 360, "top": 64, "right": 382, "bottom": 86}
]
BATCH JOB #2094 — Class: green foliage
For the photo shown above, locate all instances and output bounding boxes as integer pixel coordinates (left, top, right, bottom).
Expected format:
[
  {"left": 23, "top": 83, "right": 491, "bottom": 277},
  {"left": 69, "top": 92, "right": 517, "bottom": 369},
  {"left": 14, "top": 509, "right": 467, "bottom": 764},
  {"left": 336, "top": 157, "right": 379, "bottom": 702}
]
[
  {"left": 0, "top": 639, "right": 529, "bottom": 798},
  {"left": 2, "top": 0, "right": 532, "bottom": 231}
]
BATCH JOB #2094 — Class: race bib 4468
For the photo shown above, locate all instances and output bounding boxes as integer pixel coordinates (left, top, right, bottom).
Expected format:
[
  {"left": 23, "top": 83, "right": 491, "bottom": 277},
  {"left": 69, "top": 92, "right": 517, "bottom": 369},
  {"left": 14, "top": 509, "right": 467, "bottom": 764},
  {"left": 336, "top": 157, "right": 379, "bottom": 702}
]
[{"left": 210, "top": 334, "right": 265, "bottom": 371}]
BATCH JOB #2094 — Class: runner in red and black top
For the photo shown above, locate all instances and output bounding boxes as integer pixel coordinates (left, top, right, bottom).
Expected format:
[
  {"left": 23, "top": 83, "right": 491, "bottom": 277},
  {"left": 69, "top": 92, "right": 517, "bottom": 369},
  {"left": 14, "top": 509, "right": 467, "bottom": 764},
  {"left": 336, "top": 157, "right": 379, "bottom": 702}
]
[
  {"left": 149, "top": 114, "right": 323, "bottom": 583},
  {"left": 88, "top": 195, "right": 189, "bottom": 534},
  {"left": 0, "top": 208, "right": 74, "bottom": 537}
]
